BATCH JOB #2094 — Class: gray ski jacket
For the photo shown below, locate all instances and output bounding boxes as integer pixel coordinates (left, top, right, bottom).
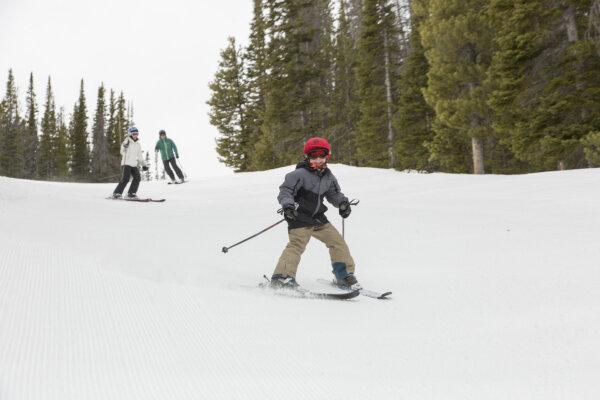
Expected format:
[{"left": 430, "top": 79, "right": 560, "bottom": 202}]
[{"left": 278, "top": 160, "right": 349, "bottom": 229}]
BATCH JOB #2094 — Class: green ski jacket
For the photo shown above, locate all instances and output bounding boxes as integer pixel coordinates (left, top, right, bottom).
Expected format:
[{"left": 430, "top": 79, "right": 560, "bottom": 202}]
[{"left": 155, "top": 138, "right": 179, "bottom": 161}]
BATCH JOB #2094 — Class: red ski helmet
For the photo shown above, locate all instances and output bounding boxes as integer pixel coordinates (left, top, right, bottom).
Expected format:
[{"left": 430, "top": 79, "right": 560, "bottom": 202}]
[{"left": 303, "top": 137, "right": 331, "bottom": 159}]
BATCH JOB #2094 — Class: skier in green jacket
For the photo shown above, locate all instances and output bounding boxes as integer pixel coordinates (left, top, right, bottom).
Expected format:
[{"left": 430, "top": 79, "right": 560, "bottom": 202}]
[{"left": 155, "top": 130, "right": 185, "bottom": 183}]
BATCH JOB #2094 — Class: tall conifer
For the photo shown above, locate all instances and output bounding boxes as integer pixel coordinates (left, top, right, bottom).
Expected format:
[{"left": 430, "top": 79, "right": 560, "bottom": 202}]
[
  {"left": 69, "top": 79, "right": 90, "bottom": 179},
  {"left": 106, "top": 89, "right": 121, "bottom": 173},
  {"left": 91, "top": 84, "right": 110, "bottom": 181},
  {"left": 243, "top": 0, "right": 269, "bottom": 170},
  {"left": 355, "top": 0, "right": 400, "bottom": 168},
  {"left": 393, "top": 0, "right": 435, "bottom": 171},
  {"left": 38, "top": 77, "right": 57, "bottom": 179},
  {"left": 55, "top": 108, "right": 69, "bottom": 179},
  {"left": 490, "top": 0, "right": 600, "bottom": 171},
  {"left": 330, "top": 1, "right": 359, "bottom": 163},
  {"left": 421, "top": 0, "right": 495, "bottom": 174},
  {"left": 0, "top": 69, "right": 23, "bottom": 177},
  {"left": 255, "top": 0, "right": 336, "bottom": 168},
  {"left": 23, "top": 73, "right": 39, "bottom": 178},
  {"left": 208, "top": 37, "right": 250, "bottom": 171}
]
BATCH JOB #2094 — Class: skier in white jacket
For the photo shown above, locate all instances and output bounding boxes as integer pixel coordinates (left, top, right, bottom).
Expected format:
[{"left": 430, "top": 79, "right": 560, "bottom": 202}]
[{"left": 112, "top": 127, "right": 148, "bottom": 199}]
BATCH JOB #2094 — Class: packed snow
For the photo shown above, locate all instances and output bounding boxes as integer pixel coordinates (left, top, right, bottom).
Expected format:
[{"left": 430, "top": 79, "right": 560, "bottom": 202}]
[{"left": 1, "top": 165, "right": 599, "bottom": 399}]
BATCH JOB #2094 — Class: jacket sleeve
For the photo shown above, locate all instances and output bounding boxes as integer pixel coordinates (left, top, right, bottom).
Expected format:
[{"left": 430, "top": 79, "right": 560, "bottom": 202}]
[
  {"left": 171, "top": 139, "right": 179, "bottom": 157},
  {"left": 138, "top": 145, "right": 146, "bottom": 167},
  {"left": 325, "top": 175, "right": 348, "bottom": 208},
  {"left": 155, "top": 141, "right": 160, "bottom": 151},
  {"left": 120, "top": 139, "right": 129, "bottom": 156},
  {"left": 277, "top": 170, "right": 302, "bottom": 208}
]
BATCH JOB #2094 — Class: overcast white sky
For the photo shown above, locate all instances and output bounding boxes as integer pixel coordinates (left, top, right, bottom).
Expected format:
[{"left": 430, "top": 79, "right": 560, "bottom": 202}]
[{"left": 0, "top": 0, "right": 252, "bottom": 177}]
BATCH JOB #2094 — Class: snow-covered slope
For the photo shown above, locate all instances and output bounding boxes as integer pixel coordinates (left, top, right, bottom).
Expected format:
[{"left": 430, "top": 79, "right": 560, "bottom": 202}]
[{"left": 1, "top": 166, "right": 599, "bottom": 400}]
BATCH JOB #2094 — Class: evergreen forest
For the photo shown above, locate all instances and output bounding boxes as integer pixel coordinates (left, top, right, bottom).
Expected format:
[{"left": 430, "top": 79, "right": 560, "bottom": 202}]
[{"left": 208, "top": 0, "right": 600, "bottom": 174}]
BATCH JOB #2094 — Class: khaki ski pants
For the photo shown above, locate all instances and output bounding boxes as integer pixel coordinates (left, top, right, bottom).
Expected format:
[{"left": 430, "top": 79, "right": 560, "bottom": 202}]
[{"left": 273, "top": 223, "right": 355, "bottom": 278}]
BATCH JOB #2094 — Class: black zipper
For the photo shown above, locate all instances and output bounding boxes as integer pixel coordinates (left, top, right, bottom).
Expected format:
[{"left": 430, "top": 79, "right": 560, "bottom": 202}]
[{"left": 312, "top": 174, "right": 323, "bottom": 217}]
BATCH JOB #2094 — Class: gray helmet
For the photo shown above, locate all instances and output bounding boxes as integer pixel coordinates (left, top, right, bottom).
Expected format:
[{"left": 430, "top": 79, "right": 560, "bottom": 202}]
[{"left": 127, "top": 127, "right": 139, "bottom": 137}]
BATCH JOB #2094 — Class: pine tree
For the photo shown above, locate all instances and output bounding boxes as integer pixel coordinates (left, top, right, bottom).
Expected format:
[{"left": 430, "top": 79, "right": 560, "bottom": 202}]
[
  {"left": 394, "top": 0, "right": 412, "bottom": 63},
  {"left": 254, "top": 0, "right": 337, "bottom": 168},
  {"left": 0, "top": 69, "right": 23, "bottom": 177},
  {"left": 355, "top": 0, "right": 400, "bottom": 168},
  {"left": 106, "top": 91, "right": 127, "bottom": 175},
  {"left": 244, "top": 0, "right": 268, "bottom": 170},
  {"left": 126, "top": 101, "right": 135, "bottom": 127},
  {"left": 55, "top": 108, "right": 69, "bottom": 179},
  {"left": 251, "top": 0, "right": 289, "bottom": 169},
  {"left": 38, "top": 77, "right": 57, "bottom": 179},
  {"left": 116, "top": 92, "right": 127, "bottom": 144},
  {"left": 490, "top": 0, "right": 600, "bottom": 171},
  {"left": 143, "top": 151, "right": 151, "bottom": 181},
  {"left": 393, "top": 0, "right": 435, "bottom": 171},
  {"left": 330, "top": 1, "right": 360, "bottom": 164},
  {"left": 0, "top": 102, "right": 5, "bottom": 173},
  {"left": 421, "top": 0, "right": 496, "bottom": 174},
  {"left": 208, "top": 37, "right": 250, "bottom": 171},
  {"left": 590, "top": 0, "right": 600, "bottom": 56},
  {"left": 69, "top": 79, "right": 90, "bottom": 179},
  {"left": 346, "top": 0, "right": 364, "bottom": 41},
  {"left": 91, "top": 84, "right": 110, "bottom": 181},
  {"left": 106, "top": 89, "right": 120, "bottom": 174},
  {"left": 23, "top": 73, "right": 39, "bottom": 178}
]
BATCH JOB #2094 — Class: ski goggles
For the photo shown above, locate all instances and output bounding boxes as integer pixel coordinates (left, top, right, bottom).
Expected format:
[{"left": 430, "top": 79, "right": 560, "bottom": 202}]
[{"left": 307, "top": 149, "right": 329, "bottom": 159}]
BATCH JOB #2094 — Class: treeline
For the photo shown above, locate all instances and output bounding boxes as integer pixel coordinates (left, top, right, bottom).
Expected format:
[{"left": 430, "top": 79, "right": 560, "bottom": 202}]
[
  {"left": 0, "top": 69, "right": 135, "bottom": 182},
  {"left": 208, "top": 0, "right": 600, "bottom": 174}
]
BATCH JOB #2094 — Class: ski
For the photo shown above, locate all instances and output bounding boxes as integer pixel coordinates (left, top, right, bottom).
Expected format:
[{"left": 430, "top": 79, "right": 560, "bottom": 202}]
[
  {"left": 258, "top": 276, "right": 359, "bottom": 300},
  {"left": 316, "top": 278, "right": 392, "bottom": 300},
  {"left": 106, "top": 197, "right": 166, "bottom": 202}
]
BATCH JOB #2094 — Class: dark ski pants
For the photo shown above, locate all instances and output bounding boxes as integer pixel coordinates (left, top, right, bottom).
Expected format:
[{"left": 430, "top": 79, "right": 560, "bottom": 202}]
[
  {"left": 113, "top": 165, "right": 141, "bottom": 195},
  {"left": 273, "top": 223, "right": 355, "bottom": 278},
  {"left": 163, "top": 158, "right": 184, "bottom": 180}
]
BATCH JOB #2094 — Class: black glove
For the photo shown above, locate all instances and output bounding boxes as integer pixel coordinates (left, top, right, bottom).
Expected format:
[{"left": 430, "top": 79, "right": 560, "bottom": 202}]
[
  {"left": 176, "top": 154, "right": 180, "bottom": 159},
  {"left": 282, "top": 205, "right": 298, "bottom": 221},
  {"left": 339, "top": 202, "right": 351, "bottom": 219},
  {"left": 142, "top": 165, "right": 149, "bottom": 171}
]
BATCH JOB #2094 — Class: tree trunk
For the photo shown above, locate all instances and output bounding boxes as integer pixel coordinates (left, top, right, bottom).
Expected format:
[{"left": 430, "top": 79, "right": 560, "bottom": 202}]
[
  {"left": 589, "top": 0, "right": 600, "bottom": 56},
  {"left": 564, "top": 5, "right": 579, "bottom": 42},
  {"left": 383, "top": 27, "right": 396, "bottom": 168},
  {"left": 471, "top": 136, "right": 485, "bottom": 174}
]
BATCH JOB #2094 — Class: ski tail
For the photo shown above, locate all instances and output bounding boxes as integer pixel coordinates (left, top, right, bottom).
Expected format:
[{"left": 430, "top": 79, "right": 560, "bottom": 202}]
[{"left": 316, "top": 278, "right": 392, "bottom": 299}]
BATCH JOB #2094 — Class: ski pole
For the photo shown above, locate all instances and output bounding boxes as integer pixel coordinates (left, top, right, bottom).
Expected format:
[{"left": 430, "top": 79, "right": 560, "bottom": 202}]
[
  {"left": 176, "top": 157, "right": 187, "bottom": 179},
  {"left": 342, "top": 199, "right": 360, "bottom": 239},
  {"left": 222, "top": 218, "right": 286, "bottom": 253}
]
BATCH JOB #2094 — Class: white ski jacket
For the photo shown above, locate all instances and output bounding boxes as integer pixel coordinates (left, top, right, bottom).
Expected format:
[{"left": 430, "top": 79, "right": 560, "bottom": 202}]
[{"left": 120, "top": 137, "right": 146, "bottom": 167}]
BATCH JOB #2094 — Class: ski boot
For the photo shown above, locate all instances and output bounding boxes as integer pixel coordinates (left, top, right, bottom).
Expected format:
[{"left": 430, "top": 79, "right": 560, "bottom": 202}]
[
  {"left": 335, "top": 273, "right": 362, "bottom": 290},
  {"left": 270, "top": 274, "right": 299, "bottom": 289},
  {"left": 112, "top": 193, "right": 122, "bottom": 199},
  {"left": 126, "top": 193, "right": 138, "bottom": 199}
]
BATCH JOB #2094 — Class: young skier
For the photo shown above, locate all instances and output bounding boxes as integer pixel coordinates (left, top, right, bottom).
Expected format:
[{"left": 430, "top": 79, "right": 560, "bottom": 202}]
[
  {"left": 271, "top": 137, "right": 357, "bottom": 289},
  {"left": 112, "top": 127, "right": 148, "bottom": 199},
  {"left": 155, "top": 130, "right": 185, "bottom": 184}
]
